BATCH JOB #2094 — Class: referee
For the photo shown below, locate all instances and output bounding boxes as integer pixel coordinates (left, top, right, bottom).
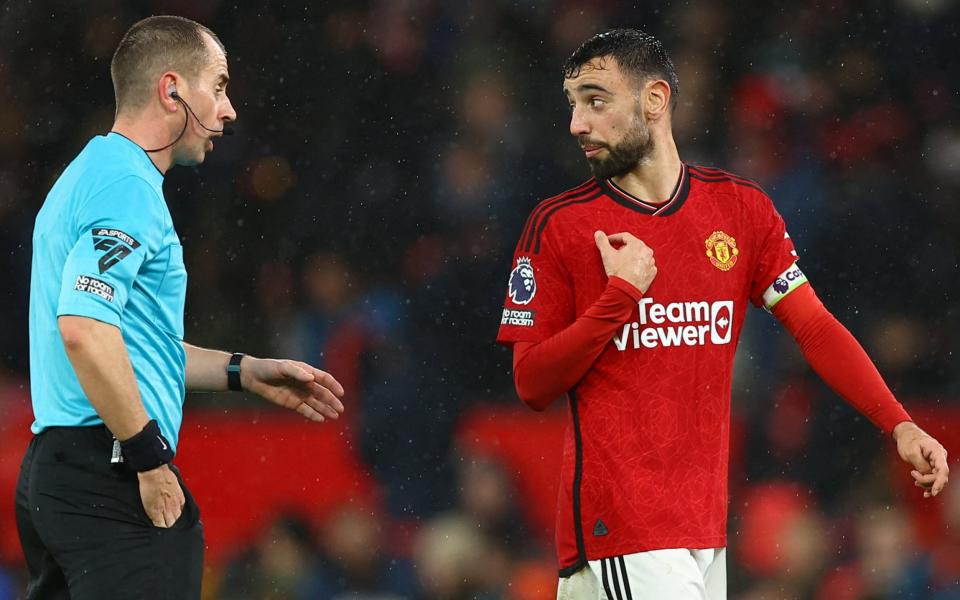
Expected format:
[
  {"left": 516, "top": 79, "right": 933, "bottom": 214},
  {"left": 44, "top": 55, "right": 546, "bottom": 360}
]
[{"left": 16, "top": 16, "right": 345, "bottom": 599}]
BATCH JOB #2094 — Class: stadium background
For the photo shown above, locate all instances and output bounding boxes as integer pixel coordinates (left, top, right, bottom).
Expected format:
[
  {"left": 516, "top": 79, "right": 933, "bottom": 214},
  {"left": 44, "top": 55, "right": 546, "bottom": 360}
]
[{"left": 0, "top": 0, "right": 958, "bottom": 598}]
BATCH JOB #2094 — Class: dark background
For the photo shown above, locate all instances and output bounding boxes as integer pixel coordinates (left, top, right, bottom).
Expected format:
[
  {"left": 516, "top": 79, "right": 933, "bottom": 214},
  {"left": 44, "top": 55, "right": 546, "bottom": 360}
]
[{"left": 0, "top": 1, "right": 958, "bottom": 598}]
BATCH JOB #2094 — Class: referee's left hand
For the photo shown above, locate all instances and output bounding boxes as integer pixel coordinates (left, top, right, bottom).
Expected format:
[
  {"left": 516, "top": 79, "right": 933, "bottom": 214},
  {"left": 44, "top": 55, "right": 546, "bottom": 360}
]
[{"left": 239, "top": 357, "right": 345, "bottom": 422}]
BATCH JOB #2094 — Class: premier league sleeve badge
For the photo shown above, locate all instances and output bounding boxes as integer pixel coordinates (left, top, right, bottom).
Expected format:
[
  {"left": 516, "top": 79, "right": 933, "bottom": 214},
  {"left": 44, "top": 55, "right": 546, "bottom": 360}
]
[{"left": 508, "top": 257, "right": 537, "bottom": 305}]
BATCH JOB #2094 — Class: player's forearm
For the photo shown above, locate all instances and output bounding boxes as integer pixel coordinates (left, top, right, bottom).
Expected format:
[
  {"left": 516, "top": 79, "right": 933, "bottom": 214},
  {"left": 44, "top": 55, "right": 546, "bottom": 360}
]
[
  {"left": 58, "top": 315, "right": 150, "bottom": 440},
  {"left": 773, "top": 285, "right": 912, "bottom": 435},
  {"left": 513, "top": 277, "right": 641, "bottom": 410},
  {"left": 183, "top": 343, "right": 235, "bottom": 391}
]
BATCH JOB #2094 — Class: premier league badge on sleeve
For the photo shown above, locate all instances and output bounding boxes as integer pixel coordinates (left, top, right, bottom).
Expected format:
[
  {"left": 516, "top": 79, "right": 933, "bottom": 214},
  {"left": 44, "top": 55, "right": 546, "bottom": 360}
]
[{"left": 508, "top": 257, "right": 537, "bottom": 305}]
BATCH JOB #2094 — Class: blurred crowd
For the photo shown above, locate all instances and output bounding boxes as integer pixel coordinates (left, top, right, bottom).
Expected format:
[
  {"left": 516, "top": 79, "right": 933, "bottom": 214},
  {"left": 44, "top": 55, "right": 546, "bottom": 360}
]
[{"left": 1, "top": 0, "right": 958, "bottom": 598}]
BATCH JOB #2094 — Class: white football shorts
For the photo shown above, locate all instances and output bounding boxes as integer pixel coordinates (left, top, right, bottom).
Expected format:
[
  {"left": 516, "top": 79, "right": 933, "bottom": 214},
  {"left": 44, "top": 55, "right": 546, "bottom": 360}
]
[{"left": 557, "top": 547, "right": 727, "bottom": 600}]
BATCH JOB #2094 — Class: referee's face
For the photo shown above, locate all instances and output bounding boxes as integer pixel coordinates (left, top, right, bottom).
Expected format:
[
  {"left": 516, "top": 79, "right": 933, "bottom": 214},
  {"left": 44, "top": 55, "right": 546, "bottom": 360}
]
[
  {"left": 564, "top": 58, "right": 653, "bottom": 179},
  {"left": 174, "top": 32, "right": 237, "bottom": 166}
]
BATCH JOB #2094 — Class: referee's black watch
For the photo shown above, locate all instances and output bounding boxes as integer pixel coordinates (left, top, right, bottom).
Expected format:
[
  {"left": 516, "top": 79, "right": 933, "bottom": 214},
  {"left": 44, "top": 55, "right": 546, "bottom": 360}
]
[{"left": 227, "top": 353, "right": 245, "bottom": 391}]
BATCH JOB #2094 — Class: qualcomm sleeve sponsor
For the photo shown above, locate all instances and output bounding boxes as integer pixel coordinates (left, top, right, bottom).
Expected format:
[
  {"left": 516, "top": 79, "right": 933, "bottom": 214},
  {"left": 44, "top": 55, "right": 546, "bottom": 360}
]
[
  {"left": 761, "top": 262, "right": 807, "bottom": 310},
  {"left": 501, "top": 308, "right": 535, "bottom": 327},
  {"left": 613, "top": 298, "right": 734, "bottom": 350},
  {"left": 507, "top": 257, "right": 536, "bottom": 305},
  {"left": 74, "top": 275, "right": 115, "bottom": 302}
]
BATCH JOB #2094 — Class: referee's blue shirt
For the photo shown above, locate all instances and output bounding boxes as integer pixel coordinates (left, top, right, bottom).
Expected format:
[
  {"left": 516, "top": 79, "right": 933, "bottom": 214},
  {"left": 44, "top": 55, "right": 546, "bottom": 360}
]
[{"left": 29, "top": 132, "right": 187, "bottom": 449}]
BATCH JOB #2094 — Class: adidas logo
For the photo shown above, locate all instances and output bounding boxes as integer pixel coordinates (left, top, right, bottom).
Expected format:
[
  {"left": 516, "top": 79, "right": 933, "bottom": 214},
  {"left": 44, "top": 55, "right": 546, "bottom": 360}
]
[{"left": 593, "top": 519, "right": 608, "bottom": 536}]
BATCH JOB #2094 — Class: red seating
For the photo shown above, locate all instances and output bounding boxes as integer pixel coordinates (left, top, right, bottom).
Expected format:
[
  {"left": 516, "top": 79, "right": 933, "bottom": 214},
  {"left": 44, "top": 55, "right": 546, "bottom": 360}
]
[
  {"left": 0, "top": 399, "right": 954, "bottom": 567},
  {"left": 175, "top": 412, "right": 380, "bottom": 564},
  {"left": 887, "top": 405, "right": 960, "bottom": 549},
  {"left": 0, "top": 393, "right": 33, "bottom": 565},
  {"left": 455, "top": 404, "right": 567, "bottom": 544},
  {"left": 0, "top": 406, "right": 379, "bottom": 566}
]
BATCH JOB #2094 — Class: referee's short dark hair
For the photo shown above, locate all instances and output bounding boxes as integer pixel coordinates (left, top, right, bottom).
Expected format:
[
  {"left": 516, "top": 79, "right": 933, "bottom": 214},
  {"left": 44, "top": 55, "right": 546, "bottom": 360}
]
[
  {"left": 111, "top": 15, "right": 225, "bottom": 114},
  {"left": 563, "top": 29, "right": 679, "bottom": 112}
]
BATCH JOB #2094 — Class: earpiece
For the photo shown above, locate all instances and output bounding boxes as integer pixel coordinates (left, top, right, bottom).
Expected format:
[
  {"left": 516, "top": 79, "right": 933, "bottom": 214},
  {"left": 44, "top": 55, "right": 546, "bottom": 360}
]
[{"left": 144, "top": 81, "right": 232, "bottom": 152}]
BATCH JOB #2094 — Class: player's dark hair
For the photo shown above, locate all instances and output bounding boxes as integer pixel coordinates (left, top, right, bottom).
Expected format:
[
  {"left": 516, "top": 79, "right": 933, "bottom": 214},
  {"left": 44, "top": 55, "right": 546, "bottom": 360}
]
[
  {"left": 111, "top": 15, "right": 225, "bottom": 114},
  {"left": 563, "top": 29, "right": 679, "bottom": 112}
]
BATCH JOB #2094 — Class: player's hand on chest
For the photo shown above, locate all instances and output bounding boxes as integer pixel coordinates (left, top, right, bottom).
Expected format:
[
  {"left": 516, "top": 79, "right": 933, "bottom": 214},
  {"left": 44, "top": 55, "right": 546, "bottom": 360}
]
[{"left": 567, "top": 220, "right": 750, "bottom": 299}]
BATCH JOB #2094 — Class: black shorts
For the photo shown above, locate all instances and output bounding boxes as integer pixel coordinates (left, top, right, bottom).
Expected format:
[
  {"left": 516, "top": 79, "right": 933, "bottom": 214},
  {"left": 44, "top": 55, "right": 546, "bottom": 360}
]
[{"left": 15, "top": 426, "right": 203, "bottom": 600}]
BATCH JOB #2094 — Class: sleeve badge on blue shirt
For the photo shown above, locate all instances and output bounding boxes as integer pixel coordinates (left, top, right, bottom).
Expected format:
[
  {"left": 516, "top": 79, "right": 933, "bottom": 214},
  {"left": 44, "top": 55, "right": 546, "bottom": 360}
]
[
  {"left": 74, "top": 275, "right": 115, "bottom": 302},
  {"left": 92, "top": 228, "right": 141, "bottom": 274}
]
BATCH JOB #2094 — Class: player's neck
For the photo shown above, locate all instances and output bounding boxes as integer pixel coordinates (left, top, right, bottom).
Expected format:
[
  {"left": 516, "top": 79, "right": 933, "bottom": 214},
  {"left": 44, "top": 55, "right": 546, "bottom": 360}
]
[
  {"left": 610, "top": 136, "right": 682, "bottom": 205},
  {"left": 111, "top": 115, "right": 173, "bottom": 175}
]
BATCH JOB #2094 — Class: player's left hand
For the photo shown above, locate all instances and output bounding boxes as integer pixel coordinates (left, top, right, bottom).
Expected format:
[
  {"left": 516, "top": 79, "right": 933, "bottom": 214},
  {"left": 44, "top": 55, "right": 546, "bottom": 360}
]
[
  {"left": 240, "top": 357, "right": 345, "bottom": 422},
  {"left": 893, "top": 421, "right": 949, "bottom": 498}
]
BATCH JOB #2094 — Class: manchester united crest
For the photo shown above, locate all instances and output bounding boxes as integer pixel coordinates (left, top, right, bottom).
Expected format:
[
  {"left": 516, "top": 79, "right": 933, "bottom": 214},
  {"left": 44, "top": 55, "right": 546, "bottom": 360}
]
[{"left": 705, "top": 231, "right": 739, "bottom": 271}]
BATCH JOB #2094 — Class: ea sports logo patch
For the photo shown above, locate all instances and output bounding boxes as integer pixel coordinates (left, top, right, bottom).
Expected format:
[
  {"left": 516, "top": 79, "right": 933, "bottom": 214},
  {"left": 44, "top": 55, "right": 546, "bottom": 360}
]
[
  {"left": 508, "top": 257, "right": 536, "bottom": 305},
  {"left": 91, "top": 228, "right": 141, "bottom": 274}
]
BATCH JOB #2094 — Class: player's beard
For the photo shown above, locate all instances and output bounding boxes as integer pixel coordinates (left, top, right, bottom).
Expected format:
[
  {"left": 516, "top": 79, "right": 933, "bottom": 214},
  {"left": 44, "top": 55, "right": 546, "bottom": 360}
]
[{"left": 585, "top": 115, "right": 654, "bottom": 180}]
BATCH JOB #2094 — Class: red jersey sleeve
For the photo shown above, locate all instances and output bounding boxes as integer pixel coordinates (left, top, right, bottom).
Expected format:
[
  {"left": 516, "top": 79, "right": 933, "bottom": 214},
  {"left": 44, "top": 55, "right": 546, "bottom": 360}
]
[
  {"left": 496, "top": 218, "right": 575, "bottom": 345},
  {"left": 748, "top": 191, "right": 807, "bottom": 309},
  {"left": 773, "top": 284, "right": 912, "bottom": 435}
]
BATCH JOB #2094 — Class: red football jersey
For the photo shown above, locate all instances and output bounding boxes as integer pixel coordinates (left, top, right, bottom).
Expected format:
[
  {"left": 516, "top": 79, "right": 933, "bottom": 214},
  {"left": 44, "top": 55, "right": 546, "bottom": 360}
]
[{"left": 497, "top": 164, "right": 803, "bottom": 573}]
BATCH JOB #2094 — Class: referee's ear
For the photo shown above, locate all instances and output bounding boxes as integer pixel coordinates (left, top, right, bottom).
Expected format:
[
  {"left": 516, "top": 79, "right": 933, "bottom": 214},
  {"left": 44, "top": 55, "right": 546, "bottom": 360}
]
[{"left": 157, "top": 72, "right": 182, "bottom": 114}]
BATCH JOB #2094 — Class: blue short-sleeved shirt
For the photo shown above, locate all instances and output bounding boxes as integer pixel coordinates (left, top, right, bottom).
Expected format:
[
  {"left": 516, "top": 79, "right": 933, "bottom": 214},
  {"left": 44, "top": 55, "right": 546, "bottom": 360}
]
[{"left": 29, "top": 132, "right": 188, "bottom": 449}]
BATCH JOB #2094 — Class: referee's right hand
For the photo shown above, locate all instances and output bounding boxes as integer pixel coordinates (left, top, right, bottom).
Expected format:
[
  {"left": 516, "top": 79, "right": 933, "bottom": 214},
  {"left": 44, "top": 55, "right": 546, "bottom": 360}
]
[{"left": 138, "top": 464, "right": 186, "bottom": 528}]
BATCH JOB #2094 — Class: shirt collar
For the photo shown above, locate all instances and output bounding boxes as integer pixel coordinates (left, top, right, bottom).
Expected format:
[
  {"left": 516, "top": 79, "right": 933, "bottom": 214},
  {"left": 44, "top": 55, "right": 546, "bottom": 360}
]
[{"left": 106, "top": 131, "right": 165, "bottom": 184}]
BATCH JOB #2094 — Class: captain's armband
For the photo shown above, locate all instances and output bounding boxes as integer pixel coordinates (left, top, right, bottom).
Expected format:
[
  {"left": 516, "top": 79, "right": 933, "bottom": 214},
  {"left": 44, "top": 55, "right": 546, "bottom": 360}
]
[{"left": 762, "top": 262, "right": 808, "bottom": 311}]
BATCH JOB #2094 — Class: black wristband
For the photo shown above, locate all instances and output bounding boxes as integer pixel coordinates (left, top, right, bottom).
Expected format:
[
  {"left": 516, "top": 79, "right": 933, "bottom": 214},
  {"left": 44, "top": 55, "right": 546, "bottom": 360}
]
[
  {"left": 120, "top": 419, "right": 174, "bottom": 472},
  {"left": 227, "top": 352, "right": 245, "bottom": 391}
]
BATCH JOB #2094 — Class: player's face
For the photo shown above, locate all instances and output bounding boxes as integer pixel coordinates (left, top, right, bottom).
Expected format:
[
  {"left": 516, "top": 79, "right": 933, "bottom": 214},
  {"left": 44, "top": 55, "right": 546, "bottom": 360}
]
[
  {"left": 564, "top": 58, "right": 653, "bottom": 180},
  {"left": 174, "top": 33, "right": 237, "bottom": 166}
]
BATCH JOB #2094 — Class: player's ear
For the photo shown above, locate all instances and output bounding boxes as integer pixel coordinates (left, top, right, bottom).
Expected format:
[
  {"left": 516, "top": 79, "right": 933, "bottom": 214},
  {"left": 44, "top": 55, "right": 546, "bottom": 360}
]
[{"left": 644, "top": 79, "right": 671, "bottom": 121}]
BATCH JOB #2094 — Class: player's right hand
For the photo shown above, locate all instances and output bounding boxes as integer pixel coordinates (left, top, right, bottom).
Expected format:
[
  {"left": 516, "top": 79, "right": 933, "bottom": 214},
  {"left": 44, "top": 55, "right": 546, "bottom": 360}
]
[
  {"left": 138, "top": 464, "right": 185, "bottom": 527},
  {"left": 595, "top": 230, "right": 657, "bottom": 293}
]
